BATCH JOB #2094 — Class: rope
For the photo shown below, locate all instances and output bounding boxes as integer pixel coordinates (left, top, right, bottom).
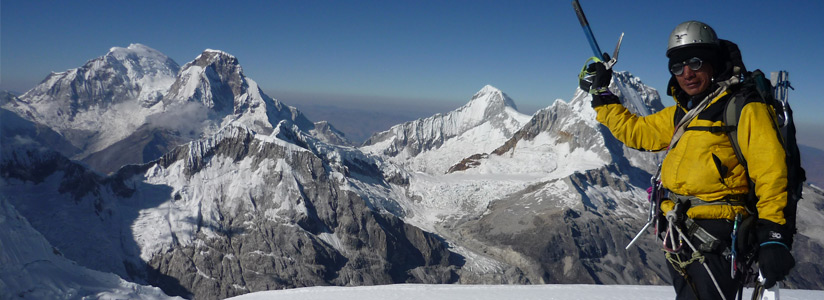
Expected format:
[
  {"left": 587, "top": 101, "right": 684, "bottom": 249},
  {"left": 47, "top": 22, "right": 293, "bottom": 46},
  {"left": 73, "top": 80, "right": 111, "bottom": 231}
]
[
  {"left": 665, "top": 213, "right": 729, "bottom": 300},
  {"left": 665, "top": 250, "right": 705, "bottom": 276}
]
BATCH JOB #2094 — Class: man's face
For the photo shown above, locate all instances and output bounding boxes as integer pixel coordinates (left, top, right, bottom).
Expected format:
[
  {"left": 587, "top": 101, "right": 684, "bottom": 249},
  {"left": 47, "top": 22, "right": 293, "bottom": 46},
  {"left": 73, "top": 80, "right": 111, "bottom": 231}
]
[{"left": 675, "top": 61, "right": 714, "bottom": 96}]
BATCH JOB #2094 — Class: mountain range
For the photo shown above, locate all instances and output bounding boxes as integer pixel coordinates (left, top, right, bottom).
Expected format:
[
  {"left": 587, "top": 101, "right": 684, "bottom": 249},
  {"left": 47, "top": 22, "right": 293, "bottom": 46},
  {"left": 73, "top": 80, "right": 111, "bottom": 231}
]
[{"left": 2, "top": 44, "right": 823, "bottom": 299}]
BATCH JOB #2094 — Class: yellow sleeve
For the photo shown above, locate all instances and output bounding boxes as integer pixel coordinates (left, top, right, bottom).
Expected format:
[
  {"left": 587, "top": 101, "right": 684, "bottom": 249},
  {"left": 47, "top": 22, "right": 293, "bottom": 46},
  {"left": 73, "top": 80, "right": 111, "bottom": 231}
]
[
  {"left": 593, "top": 103, "right": 676, "bottom": 152},
  {"left": 738, "top": 102, "right": 788, "bottom": 224}
]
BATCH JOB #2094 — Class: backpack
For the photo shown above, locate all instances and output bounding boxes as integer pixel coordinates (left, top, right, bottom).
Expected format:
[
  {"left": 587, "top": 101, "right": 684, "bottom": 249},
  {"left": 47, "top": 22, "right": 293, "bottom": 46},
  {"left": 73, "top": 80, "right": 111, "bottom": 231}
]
[{"left": 723, "top": 69, "right": 806, "bottom": 246}]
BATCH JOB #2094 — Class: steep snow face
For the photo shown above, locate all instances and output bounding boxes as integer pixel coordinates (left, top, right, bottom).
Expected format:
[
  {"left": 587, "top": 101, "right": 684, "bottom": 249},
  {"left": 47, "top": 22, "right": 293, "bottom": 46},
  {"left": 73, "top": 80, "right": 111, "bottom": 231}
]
[
  {"left": 454, "top": 93, "right": 607, "bottom": 176},
  {"left": 0, "top": 198, "right": 181, "bottom": 300},
  {"left": 130, "top": 125, "right": 318, "bottom": 260},
  {"left": 164, "top": 50, "right": 245, "bottom": 113},
  {"left": 127, "top": 123, "right": 367, "bottom": 262},
  {"left": 360, "top": 85, "right": 530, "bottom": 174}
]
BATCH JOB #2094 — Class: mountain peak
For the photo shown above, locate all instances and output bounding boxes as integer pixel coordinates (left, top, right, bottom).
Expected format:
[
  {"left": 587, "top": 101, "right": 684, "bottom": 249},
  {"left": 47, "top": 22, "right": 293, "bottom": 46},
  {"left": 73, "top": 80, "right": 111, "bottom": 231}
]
[
  {"left": 477, "top": 84, "right": 501, "bottom": 95},
  {"left": 190, "top": 49, "right": 239, "bottom": 69},
  {"left": 106, "top": 43, "right": 168, "bottom": 61},
  {"left": 165, "top": 49, "right": 246, "bottom": 112},
  {"left": 360, "top": 85, "right": 530, "bottom": 174},
  {"left": 203, "top": 49, "right": 235, "bottom": 58},
  {"left": 15, "top": 43, "right": 179, "bottom": 129},
  {"left": 469, "top": 85, "right": 518, "bottom": 112}
]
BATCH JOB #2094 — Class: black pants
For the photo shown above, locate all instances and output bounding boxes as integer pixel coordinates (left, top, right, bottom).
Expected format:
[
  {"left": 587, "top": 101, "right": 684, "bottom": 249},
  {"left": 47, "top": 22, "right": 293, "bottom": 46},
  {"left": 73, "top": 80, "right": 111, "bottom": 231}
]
[{"left": 666, "top": 219, "right": 741, "bottom": 300}]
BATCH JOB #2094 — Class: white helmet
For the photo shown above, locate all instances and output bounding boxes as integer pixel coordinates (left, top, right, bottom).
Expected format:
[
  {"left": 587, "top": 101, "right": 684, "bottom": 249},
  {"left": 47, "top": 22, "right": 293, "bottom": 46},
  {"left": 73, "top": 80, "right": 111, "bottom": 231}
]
[{"left": 666, "top": 21, "right": 719, "bottom": 57}]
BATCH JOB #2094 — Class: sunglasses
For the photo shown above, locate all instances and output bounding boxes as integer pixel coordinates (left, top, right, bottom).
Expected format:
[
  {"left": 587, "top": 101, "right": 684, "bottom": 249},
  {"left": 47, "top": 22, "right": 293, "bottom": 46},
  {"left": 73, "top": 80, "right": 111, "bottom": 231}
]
[{"left": 670, "top": 57, "right": 703, "bottom": 76}]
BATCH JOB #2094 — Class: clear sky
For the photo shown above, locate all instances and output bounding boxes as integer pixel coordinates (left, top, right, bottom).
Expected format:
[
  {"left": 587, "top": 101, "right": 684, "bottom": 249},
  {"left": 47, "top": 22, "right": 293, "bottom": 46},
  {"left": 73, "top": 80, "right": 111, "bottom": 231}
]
[{"left": 2, "top": 0, "right": 823, "bottom": 146}]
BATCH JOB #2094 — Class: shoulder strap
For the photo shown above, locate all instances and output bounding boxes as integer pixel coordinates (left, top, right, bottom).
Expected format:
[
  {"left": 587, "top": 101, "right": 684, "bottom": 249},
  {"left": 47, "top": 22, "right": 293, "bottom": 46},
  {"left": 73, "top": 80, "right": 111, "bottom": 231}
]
[
  {"left": 723, "top": 70, "right": 772, "bottom": 170},
  {"left": 723, "top": 79, "right": 761, "bottom": 213},
  {"left": 723, "top": 95, "right": 748, "bottom": 170}
]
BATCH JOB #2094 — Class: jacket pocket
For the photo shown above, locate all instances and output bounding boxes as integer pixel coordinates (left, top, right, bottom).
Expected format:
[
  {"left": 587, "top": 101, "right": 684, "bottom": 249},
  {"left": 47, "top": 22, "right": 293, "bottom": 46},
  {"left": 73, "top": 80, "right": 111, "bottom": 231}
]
[{"left": 712, "top": 153, "right": 729, "bottom": 186}]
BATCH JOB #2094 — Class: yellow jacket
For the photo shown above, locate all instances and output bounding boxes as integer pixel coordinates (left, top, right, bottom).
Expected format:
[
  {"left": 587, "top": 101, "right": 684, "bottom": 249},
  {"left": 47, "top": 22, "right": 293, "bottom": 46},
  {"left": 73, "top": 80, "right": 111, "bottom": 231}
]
[{"left": 593, "top": 88, "right": 788, "bottom": 224}]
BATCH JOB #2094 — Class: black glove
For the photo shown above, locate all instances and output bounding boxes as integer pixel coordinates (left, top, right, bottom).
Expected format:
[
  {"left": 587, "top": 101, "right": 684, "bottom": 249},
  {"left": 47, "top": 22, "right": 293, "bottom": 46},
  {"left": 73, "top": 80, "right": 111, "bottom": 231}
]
[
  {"left": 579, "top": 59, "right": 620, "bottom": 108},
  {"left": 757, "top": 220, "right": 795, "bottom": 288},
  {"left": 578, "top": 59, "right": 613, "bottom": 95}
]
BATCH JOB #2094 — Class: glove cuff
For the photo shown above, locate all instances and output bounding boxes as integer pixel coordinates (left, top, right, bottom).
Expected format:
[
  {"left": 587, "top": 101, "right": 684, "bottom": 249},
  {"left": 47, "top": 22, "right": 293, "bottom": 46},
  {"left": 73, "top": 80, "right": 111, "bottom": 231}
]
[
  {"left": 760, "top": 241, "right": 790, "bottom": 250},
  {"left": 757, "top": 219, "right": 794, "bottom": 249},
  {"left": 591, "top": 93, "right": 620, "bottom": 108}
]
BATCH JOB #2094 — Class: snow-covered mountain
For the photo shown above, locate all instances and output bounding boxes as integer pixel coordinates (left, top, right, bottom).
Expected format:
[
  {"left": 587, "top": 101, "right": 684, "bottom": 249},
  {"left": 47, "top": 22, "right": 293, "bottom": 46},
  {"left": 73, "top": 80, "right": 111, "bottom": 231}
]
[
  {"left": 1, "top": 106, "right": 80, "bottom": 158},
  {"left": 160, "top": 49, "right": 316, "bottom": 136},
  {"left": 0, "top": 118, "right": 458, "bottom": 299},
  {"left": 21, "top": 44, "right": 178, "bottom": 110},
  {"left": 371, "top": 73, "right": 671, "bottom": 285},
  {"left": 360, "top": 85, "right": 530, "bottom": 174},
  {"left": 11, "top": 44, "right": 178, "bottom": 157},
  {"left": 2, "top": 44, "right": 350, "bottom": 174}
]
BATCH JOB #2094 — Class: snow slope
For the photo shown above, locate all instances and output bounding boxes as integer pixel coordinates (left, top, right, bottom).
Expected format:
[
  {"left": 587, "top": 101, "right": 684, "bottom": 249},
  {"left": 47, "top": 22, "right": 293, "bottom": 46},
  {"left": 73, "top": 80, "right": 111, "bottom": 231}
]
[{"left": 225, "top": 284, "right": 824, "bottom": 300}]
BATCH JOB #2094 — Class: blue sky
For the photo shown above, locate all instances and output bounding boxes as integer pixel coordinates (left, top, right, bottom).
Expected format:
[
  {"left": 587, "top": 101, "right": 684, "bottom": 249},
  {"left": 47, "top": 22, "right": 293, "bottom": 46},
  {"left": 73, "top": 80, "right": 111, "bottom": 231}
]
[{"left": 2, "top": 0, "right": 823, "bottom": 147}]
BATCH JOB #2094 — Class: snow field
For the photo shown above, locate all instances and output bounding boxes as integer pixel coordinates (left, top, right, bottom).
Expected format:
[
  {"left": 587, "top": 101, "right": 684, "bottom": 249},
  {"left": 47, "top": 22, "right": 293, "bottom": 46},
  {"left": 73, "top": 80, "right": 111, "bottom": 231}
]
[{"left": 225, "top": 284, "right": 824, "bottom": 300}]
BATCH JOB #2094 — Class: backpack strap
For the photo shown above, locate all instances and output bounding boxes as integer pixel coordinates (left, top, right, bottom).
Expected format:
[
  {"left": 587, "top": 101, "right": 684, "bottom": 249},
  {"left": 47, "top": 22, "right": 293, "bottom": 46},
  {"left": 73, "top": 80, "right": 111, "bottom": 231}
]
[
  {"left": 723, "top": 94, "right": 748, "bottom": 171},
  {"left": 722, "top": 75, "right": 767, "bottom": 215}
]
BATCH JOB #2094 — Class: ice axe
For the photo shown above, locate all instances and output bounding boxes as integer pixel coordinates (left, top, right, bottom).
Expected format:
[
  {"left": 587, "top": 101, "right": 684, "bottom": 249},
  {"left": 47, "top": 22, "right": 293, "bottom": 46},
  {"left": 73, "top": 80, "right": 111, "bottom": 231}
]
[{"left": 572, "top": 0, "right": 623, "bottom": 69}]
